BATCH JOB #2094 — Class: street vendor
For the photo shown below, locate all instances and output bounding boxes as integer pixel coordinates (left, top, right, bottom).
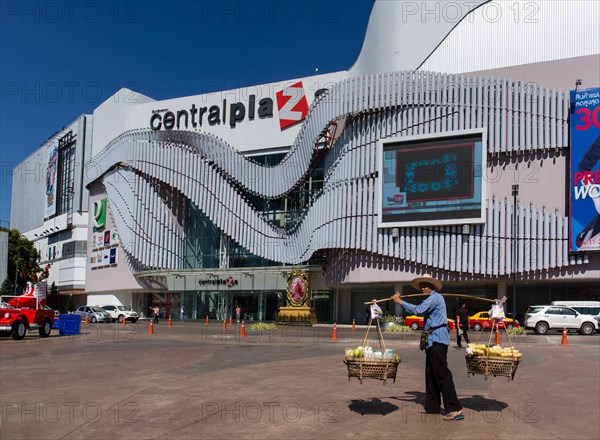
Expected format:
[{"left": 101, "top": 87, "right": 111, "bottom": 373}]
[{"left": 390, "top": 274, "right": 463, "bottom": 421}]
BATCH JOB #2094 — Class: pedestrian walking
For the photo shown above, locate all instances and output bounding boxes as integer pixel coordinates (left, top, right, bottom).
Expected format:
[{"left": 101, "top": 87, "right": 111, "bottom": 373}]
[
  {"left": 150, "top": 306, "right": 159, "bottom": 323},
  {"left": 455, "top": 302, "right": 471, "bottom": 348},
  {"left": 391, "top": 274, "right": 463, "bottom": 421}
]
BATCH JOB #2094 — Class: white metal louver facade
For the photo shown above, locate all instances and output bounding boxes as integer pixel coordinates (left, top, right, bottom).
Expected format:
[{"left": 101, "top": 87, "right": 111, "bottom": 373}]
[{"left": 85, "top": 71, "right": 573, "bottom": 276}]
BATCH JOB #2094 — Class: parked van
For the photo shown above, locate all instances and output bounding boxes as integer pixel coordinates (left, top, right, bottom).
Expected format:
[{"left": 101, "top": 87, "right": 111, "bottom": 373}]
[
  {"left": 551, "top": 301, "right": 600, "bottom": 330},
  {"left": 551, "top": 301, "right": 600, "bottom": 318}
]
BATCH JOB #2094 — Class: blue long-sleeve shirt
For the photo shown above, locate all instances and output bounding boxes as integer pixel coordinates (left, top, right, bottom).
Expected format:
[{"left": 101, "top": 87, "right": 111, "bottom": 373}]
[{"left": 401, "top": 291, "right": 450, "bottom": 348}]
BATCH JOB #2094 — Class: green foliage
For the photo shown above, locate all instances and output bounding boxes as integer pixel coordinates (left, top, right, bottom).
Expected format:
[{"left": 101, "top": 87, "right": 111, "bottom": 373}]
[
  {"left": 67, "top": 294, "right": 76, "bottom": 313},
  {"left": 248, "top": 322, "right": 277, "bottom": 330},
  {"left": 1, "top": 227, "right": 41, "bottom": 295},
  {"left": 382, "top": 314, "right": 404, "bottom": 324},
  {"left": 385, "top": 324, "right": 413, "bottom": 332},
  {"left": 507, "top": 326, "right": 526, "bottom": 335},
  {"left": 1, "top": 277, "right": 12, "bottom": 295}
]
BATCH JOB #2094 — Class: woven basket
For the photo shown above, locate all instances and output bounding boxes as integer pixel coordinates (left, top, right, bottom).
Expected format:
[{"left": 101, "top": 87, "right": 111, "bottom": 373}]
[
  {"left": 343, "top": 315, "right": 400, "bottom": 384},
  {"left": 344, "top": 357, "right": 401, "bottom": 384},
  {"left": 465, "top": 355, "right": 520, "bottom": 381}
]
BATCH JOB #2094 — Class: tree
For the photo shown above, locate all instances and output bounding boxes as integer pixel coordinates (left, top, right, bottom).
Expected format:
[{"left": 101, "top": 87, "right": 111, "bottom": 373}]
[
  {"left": 67, "top": 294, "right": 76, "bottom": 313},
  {"left": 0, "top": 227, "right": 42, "bottom": 295}
]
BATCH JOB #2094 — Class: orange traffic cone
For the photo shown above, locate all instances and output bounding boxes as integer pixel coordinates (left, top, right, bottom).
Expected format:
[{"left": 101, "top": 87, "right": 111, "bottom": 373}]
[
  {"left": 494, "top": 329, "right": 501, "bottom": 345},
  {"left": 561, "top": 326, "right": 568, "bottom": 345},
  {"left": 205, "top": 315, "right": 209, "bottom": 325},
  {"left": 331, "top": 323, "right": 337, "bottom": 341},
  {"left": 148, "top": 320, "right": 154, "bottom": 334},
  {"left": 222, "top": 319, "right": 227, "bottom": 331},
  {"left": 168, "top": 315, "right": 173, "bottom": 328},
  {"left": 122, "top": 316, "right": 127, "bottom": 328},
  {"left": 352, "top": 319, "right": 356, "bottom": 330},
  {"left": 229, "top": 316, "right": 233, "bottom": 325},
  {"left": 240, "top": 321, "right": 246, "bottom": 337},
  {"left": 85, "top": 314, "right": 89, "bottom": 325}
]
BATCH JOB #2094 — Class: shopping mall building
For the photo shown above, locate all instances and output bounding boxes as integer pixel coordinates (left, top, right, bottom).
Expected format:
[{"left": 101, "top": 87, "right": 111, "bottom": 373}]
[{"left": 10, "top": 1, "right": 600, "bottom": 322}]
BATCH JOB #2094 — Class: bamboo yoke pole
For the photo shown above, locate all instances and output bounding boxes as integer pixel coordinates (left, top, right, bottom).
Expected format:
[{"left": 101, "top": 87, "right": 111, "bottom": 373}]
[{"left": 363, "top": 293, "right": 498, "bottom": 305}]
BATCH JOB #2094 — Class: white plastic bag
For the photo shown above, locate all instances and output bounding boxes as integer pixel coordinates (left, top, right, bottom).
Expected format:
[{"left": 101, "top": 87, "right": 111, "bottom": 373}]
[
  {"left": 490, "top": 303, "right": 505, "bottom": 320},
  {"left": 370, "top": 303, "right": 383, "bottom": 319}
]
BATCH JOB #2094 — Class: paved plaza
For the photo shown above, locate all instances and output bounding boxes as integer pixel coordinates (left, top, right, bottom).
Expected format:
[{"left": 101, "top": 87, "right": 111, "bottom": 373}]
[{"left": 1, "top": 322, "right": 599, "bottom": 439}]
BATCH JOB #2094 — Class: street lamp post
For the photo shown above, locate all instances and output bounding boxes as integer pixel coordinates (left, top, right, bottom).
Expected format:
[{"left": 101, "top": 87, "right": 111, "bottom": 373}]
[
  {"left": 13, "top": 258, "right": 19, "bottom": 295},
  {"left": 512, "top": 185, "right": 519, "bottom": 323}
]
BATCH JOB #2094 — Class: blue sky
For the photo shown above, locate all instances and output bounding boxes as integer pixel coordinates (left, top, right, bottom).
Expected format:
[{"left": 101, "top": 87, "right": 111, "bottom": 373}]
[{"left": 0, "top": 0, "right": 375, "bottom": 227}]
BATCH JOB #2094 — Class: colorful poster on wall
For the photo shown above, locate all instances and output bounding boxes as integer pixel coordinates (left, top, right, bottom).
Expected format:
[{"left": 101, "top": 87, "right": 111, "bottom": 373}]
[
  {"left": 44, "top": 146, "right": 58, "bottom": 218},
  {"left": 109, "top": 248, "right": 118, "bottom": 265},
  {"left": 93, "top": 232, "right": 104, "bottom": 249},
  {"left": 570, "top": 87, "right": 600, "bottom": 251}
]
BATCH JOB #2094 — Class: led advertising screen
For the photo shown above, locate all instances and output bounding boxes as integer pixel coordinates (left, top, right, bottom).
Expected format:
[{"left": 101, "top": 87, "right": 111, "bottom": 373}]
[
  {"left": 570, "top": 87, "right": 600, "bottom": 252},
  {"left": 378, "top": 129, "right": 486, "bottom": 228}
]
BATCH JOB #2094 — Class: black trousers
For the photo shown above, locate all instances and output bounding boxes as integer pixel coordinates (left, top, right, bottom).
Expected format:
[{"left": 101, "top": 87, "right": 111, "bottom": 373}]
[
  {"left": 424, "top": 343, "right": 462, "bottom": 413},
  {"left": 456, "top": 324, "right": 470, "bottom": 347}
]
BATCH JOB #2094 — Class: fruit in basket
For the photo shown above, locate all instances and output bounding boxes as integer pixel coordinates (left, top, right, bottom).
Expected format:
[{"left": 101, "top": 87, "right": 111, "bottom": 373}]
[
  {"left": 466, "top": 343, "right": 522, "bottom": 359},
  {"left": 345, "top": 347, "right": 365, "bottom": 358}
]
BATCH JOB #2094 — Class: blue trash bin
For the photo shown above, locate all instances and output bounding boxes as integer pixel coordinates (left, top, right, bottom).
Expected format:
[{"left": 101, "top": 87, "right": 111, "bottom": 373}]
[
  {"left": 52, "top": 317, "right": 60, "bottom": 329},
  {"left": 58, "top": 314, "right": 81, "bottom": 336}
]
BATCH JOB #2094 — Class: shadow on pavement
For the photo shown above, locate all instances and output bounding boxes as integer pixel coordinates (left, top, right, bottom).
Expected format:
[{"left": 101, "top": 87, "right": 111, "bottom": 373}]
[
  {"left": 459, "top": 395, "right": 509, "bottom": 412},
  {"left": 392, "top": 391, "right": 508, "bottom": 412},
  {"left": 348, "top": 398, "right": 399, "bottom": 416}
]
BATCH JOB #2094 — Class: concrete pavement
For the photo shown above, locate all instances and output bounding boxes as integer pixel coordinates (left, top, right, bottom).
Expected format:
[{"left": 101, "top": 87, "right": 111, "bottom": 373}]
[{"left": 1, "top": 322, "right": 598, "bottom": 439}]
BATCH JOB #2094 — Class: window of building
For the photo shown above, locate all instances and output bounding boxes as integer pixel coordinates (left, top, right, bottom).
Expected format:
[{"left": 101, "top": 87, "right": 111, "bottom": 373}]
[
  {"left": 183, "top": 201, "right": 220, "bottom": 269},
  {"left": 47, "top": 131, "right": 76, "bottom": 220}
]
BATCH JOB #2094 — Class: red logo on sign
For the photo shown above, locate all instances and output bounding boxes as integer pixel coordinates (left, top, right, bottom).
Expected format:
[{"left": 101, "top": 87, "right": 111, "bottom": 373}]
[
  {"left": 225, "top": 276, "right": 235, "bottom": 288},
  {"left": 276, "top": 81, "right": 309, "bottom": 129}
]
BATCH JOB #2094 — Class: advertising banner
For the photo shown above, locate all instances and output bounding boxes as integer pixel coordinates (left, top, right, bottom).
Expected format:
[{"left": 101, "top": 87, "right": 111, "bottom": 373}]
[
  {"left": 378, "top": 129, "right": 486, "bottom": 227},
  {"left": 90, "top": 248, "right": 118, "bottom": 269},
  {"left": 92, "top": 198, "right": 107, "bottom": 232},
  {"left": 570, "top": 87, "right": 600, "bottom": 251},
  {"left": 44, "top": 146, "right": 58, "bottom": 218}
]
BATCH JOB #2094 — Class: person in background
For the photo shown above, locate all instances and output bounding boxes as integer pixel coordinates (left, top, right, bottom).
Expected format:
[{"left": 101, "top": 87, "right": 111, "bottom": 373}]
[
  {"left": 391, "top": 274, "right": 463, "bottom": 421},
  {"left": 455, "top": 302, "right": 471, "bottom": 348}
]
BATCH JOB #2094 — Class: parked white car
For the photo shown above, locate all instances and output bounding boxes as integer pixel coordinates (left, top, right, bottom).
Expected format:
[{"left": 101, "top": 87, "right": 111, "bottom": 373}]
[
  {"left": 101, "top": 305, "right": 139, "bottom": 323},
  {"left": 525, "top": 305, "right": 598, "bottom": 335}
]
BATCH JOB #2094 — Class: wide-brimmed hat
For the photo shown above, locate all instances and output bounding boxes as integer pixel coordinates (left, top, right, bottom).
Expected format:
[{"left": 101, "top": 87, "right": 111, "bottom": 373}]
[{"left": 410, "top": 274, "right": 443, "bottom": 291}]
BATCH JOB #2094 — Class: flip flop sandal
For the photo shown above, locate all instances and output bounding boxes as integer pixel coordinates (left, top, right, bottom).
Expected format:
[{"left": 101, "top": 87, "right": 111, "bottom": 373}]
[{"left": 442, "top": 413, "right": 464, "bottom": 421}]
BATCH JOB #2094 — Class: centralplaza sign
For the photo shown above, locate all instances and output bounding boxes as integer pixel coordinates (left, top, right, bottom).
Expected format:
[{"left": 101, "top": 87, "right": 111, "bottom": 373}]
[{"left": 149, "top": 81, "right": 316, "bottom": 131}]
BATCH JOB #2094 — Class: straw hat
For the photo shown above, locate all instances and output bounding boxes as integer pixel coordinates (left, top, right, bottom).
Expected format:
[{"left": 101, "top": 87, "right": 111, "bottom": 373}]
[{"left": 410, "top": 274, "right": 443, "bottom": 291}]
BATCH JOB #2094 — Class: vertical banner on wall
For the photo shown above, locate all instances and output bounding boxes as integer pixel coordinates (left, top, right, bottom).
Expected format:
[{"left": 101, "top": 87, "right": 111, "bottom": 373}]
[
  {"left": 92, "top": 198, "right": 107, "bottom": 232},
  {"left": 570, "top": 87, "right": 600, "bottom": 251},
  {"left": 44, "top": 146, "right": 58, "bottom": 218}
]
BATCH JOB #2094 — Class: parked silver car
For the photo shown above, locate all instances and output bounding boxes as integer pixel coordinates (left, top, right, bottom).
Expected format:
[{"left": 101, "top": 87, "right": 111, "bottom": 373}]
[{"left": 74, "top": 306, "right": 112, "bottom": 323}]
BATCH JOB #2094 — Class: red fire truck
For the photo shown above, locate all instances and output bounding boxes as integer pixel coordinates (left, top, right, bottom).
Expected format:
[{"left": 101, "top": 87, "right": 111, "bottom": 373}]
[{"left": 0, "top": 282, "right": 55, "bottom": 340}]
